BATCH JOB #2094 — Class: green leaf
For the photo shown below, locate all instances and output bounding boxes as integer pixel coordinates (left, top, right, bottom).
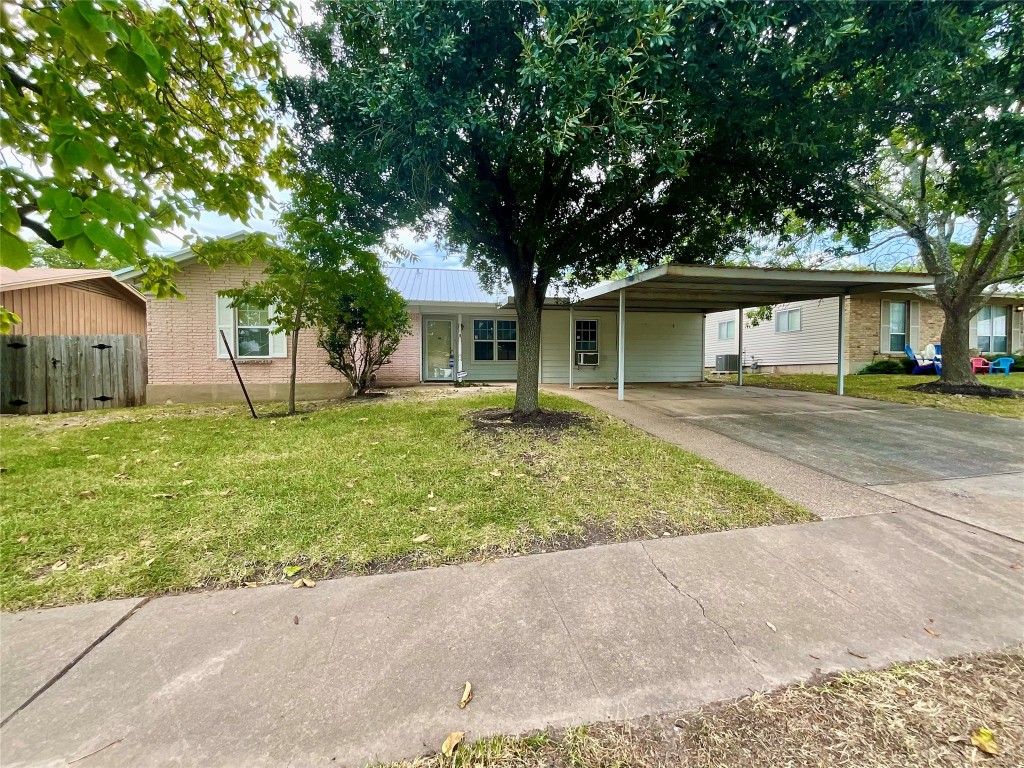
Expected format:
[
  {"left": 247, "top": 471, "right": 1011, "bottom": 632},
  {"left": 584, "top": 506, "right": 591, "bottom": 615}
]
[
  {"left": 50, "top": 215, "right": 86, "bottom": 240},
  {"left": 1, "top": 205, "right": 19, "bottom": 234},
  {"left": 106, "top": 43, "right": 149, "bottom": 89},
  {"left": 65, "top": 234, "right": 98, "bottom": 266},
  {"left": 0, "top": 230, "right": 31, "bottom": 269},
  {"left": 129, "top": 28, "right": 166, "bottom": 83},
  {"left": 83, "top": 220, "right": 134, "bottom": 263},
  {"left": 56, "top": 139, "right": 91, "bottom": 169},
  {"left": 37, "top": 188, "right": 83, "bottom": 218}
]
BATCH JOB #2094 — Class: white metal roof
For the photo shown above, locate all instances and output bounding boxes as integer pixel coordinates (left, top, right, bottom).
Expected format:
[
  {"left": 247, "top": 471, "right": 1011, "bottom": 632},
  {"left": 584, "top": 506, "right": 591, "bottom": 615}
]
[
  {"left": 383, "top": 266, "right": 505, "bottom": 305},
  {"left": 562, "top": 264, "right": 935, "bottom": 313}
]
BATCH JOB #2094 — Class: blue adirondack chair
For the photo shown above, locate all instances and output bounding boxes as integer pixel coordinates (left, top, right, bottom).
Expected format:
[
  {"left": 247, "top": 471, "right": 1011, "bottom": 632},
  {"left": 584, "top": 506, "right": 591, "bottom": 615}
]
[
  {"left": 905, "top": 344, "right": 936, "bottom": 375},
  {"left": 988, "top": 356, "right": 1014, "bottom": 376}
]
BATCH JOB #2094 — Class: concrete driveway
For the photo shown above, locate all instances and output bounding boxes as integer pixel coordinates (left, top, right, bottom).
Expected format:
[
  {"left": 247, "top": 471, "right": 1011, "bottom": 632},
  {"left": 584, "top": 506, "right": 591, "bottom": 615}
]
[{"left": 559, "top": 385, "right": 1024, "bottom": 541}]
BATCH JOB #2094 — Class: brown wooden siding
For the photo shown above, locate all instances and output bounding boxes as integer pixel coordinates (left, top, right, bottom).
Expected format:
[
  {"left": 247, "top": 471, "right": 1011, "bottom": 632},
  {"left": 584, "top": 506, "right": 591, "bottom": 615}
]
[{"left": 2, "top": 283, "right": 146, "bottom": 336}]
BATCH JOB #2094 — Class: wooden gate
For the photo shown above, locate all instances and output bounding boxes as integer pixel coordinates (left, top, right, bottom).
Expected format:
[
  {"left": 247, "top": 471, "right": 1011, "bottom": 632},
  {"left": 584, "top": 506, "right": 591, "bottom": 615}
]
[{"left": 1, "top": 335, "right": 146, "bottom": 415}]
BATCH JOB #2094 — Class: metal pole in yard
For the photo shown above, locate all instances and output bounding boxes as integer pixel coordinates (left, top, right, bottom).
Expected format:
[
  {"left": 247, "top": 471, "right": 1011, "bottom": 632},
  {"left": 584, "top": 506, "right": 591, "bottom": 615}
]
[
  {"left": 220, "top": 329, "right": 258, "bottom": 419},
  {"left": 568, "top": 305, "right": 574, "bottom": 390},
  {"left": 837, "top": 292, "right": 847, "bottom": 396},
  {"left": 737, "top": 307, "right": 744, "bottom": 387},
  {"left": 617, "top": 289, "right": 625, "bottom": 401}
]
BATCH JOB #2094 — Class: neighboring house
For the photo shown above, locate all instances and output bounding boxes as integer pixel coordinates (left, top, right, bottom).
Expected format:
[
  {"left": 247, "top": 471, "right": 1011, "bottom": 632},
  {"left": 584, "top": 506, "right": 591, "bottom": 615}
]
[
  {"left": 0, "top": 267, "right": 146, "bottom": 335},
  {"left": 116, "top": 243, "right": 935, "bottom": 402},
  {"left": 704, "top": 290, "right": 1023, "bottom": 374}
]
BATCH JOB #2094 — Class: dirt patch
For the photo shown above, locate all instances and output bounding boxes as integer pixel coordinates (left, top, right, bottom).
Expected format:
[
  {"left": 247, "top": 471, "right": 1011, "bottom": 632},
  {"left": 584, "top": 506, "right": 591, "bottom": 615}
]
[
  {"left": 379, "top": 648, "right": 1024, "bottom": 767},
  {"left": 466, "top": 407, "right": 593, "bottom": 437},
  {"left": 905, "top": 381, "right": 1023, "bottom": 399}
]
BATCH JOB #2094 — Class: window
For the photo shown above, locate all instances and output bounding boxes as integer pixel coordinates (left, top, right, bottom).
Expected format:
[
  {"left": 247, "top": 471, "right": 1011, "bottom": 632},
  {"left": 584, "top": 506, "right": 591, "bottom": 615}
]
[
  {"left": 473, "top": 319, "right": 517, "bottom": 361},
  {"left": 976, "top": 305, "right": 1008, "bottom": 354},
  {"left": 775, "top": 308, "right": 801, "bottom": 333},
  {"left": 718, "top": 320, "right": 735, "bottom": 340},
  {"left": 216, "top": 296, "right": 285, "bottom": 359},
  {"left": 887, "top": 301, "right": 909, "bottom": 353},
  {"left": 575, "top": 319, "right": 598, "bottom": 352},
  {"left": 236, "top": 304, "right": 271, "bottom": 358}
]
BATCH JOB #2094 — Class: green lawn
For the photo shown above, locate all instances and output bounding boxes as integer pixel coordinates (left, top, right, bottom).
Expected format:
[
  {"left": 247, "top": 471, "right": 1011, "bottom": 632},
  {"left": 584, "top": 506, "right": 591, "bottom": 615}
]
[
  {"left": 718, "top": 372, "right": 1024, "bottom": 419},
  {"left": 0, "top": 391, "right": 809, "bottom": 610}
]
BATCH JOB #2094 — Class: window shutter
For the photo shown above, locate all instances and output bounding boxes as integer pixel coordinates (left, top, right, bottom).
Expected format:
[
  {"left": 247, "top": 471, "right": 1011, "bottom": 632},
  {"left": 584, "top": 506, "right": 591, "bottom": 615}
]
[
  {"left": 879, "top": 299, "right": 891, "bottom": 352},
  {"left": 216, "top": 295, "right": 234, "bottom": 359},
  {"left": 1014, "top": 310, "right": 1023, "bottom": 353},
  {"left": 269, "top": 304, "right": 287, "bottom": 358},
  {"left": 969, "top": 314, "right": 979, "bottom": 349},
  {"left": 909, "top": 301, "right": 920, "bottom": 352}
]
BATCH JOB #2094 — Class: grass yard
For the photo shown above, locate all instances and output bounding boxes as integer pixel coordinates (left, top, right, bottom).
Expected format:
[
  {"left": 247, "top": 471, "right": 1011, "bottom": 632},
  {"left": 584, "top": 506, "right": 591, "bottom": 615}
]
[
  {"left": 718, "top": 372, "right": 1024, "bottom": 419},
  {"left": 0, "top": 391, "right": 808, "bottom": 610},
  {"left": 383, "top": 648, "right": 1024, "bottom": 768}
]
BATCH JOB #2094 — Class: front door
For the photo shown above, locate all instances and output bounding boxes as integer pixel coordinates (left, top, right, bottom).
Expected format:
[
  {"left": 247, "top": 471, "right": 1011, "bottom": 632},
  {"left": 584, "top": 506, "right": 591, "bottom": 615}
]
[{"left": 424, "top": 319, "right": 453, "bottom": 380}]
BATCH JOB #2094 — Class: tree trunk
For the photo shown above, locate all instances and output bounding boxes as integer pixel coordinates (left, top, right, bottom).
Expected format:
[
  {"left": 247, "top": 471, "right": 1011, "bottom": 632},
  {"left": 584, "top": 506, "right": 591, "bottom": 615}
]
[
  {"left": 512, "top": 286, "right": 543, "bottom": 415},
  {"left": 288, "top": 327, "right": 300, "bottom": 415},
  {"left": 938, "top": 301, "right": 978, "bottom": 386}
]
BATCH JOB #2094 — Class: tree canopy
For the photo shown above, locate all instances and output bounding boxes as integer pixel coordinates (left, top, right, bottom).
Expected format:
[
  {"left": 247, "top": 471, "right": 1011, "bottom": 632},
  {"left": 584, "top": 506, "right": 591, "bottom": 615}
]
[
  {"left": 281, "top": 0, "right": 966, "bottom": 413},
  {"left": 1, "top": 0, "right": 294, "bottom": 297}
]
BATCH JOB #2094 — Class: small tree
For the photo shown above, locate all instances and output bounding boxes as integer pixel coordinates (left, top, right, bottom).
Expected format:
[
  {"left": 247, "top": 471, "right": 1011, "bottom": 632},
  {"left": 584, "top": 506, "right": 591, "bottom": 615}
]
[
  {"left": 317, "top": 268, "right": 410, "bottom": 396},
  {"left": 219, "top": 191, "right": 384, "bottom": 414}
]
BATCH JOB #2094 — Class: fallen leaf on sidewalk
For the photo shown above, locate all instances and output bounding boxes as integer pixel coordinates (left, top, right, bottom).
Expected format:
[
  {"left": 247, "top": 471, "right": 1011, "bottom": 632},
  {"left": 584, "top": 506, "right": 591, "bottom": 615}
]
[
  {"left": 924, "top": 627, "right": 940, "bottom": 637},
  {"left": 459, "top": 682, "right": 473, "bottom": 709},
  {"left": 294, "top": 615, "right": 299, "bottom": 625},
  {"left": 848, "top": 650, "right": 867, "bottom": 659},
  {"left": 970, "top": 727, "right": 999, "bottom": 755},
  {"left": 441, "top": 732, "right": 464, "bottom": 758},
  {"left": 765, "top": 621, "right": 777, "bottom": 633},
  {"left": 1010, "top": 563, "right": 1022, "bottom": 570}
]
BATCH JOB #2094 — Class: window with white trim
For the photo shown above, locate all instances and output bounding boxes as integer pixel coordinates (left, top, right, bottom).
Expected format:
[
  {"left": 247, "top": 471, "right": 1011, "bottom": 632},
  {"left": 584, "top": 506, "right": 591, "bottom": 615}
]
[
  {"left": 976, "top": 305, "right": 1008, "bottom": 354},
  {"left": 216, "top": 296, "right": 286, "bottom": 359},
  {"left": 473, "top": 319, "right": 517, "bottom": 361},
  {"left": 887, "top": 300, "right": 909, "bottom": 353},
  {"left": 775, "top": 308, "right": 801, "bottom": 333},
  {"left": 718, "top": 320, "right": 735, "bottom": 340},
  {"left": 575, "top": 319, "right": 598, "bottom": 352}
]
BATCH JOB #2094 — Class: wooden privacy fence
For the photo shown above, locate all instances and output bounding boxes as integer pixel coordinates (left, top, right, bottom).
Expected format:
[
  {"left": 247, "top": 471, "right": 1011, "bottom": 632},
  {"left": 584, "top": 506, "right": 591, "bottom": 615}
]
[{"left": 1, "top": 335, "right": 146, "bottom": 415}]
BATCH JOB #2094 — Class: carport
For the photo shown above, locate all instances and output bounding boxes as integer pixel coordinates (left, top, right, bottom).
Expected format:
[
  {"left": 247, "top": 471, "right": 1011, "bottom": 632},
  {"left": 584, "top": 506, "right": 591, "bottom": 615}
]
[{"left": 565, "top": 264, "right": 934, "bottom": 400}]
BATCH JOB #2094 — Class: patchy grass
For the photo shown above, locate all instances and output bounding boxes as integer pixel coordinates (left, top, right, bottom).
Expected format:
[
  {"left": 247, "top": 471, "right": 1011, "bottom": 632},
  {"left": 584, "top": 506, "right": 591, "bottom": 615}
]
[
  {"left": 385, "top": 648, "right": 1024, "bottom": 768},
  {"left": 717, "top": 372, "right": 1024, "bottom": 419},
  {"left": 0, "top": 391, "right": 808, "bottom": 610}
]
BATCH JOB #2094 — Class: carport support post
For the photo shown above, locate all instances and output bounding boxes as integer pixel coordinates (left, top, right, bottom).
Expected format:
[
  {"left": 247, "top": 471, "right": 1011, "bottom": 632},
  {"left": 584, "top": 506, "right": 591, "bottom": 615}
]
[
  {"left": 736, "top": 307, "right": 744, "bottom": 386},
  {"left": 617, "top": 289, "right": 625, "bottom": 400},
  {"left": 837, "top": 292, "right": 847, "bottom": 396},
  {"left": 568, "top": 305, "right": 574, "bottom": 390}
]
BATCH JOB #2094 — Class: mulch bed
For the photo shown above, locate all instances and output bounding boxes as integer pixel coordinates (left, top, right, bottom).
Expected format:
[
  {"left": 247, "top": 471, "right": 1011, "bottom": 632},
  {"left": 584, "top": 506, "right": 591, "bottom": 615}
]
[
  {"left": 904, "top": 381, "right": 1023, "bottom": 399},
  {"left": 466, "top": 407, "right": 594, "bottom": 436}
]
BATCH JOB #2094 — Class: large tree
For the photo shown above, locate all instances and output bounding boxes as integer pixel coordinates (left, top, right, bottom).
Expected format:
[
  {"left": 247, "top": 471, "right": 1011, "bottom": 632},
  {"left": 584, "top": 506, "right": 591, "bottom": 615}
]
[
  {"left": 281, "top": 1, "right": 954, "bottom": 414},
  {"left": 1, "top": 0, "right": 294, "bottom": 297}
]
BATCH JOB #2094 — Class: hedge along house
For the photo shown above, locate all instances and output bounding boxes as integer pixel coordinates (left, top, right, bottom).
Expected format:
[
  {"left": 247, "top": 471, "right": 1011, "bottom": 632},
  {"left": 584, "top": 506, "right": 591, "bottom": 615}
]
[{"left": 702, "top": 288, "right": 1023, "bottom": 375}]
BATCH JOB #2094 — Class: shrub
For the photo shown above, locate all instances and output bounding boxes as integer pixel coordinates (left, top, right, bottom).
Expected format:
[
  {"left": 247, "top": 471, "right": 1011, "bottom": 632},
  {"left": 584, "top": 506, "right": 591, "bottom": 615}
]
[{"left": 858, "top": 359, "right": 909, "bottom": 375}]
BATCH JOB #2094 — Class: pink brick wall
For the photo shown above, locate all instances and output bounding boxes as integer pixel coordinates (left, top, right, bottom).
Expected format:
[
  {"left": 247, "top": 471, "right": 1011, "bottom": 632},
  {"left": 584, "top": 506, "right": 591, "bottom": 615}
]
[
  {"left": 145, "top": 260, "right": 419, "bottom": 387},
  {"left": 375, "top": 313, "right": 422, "bottom": 386}
]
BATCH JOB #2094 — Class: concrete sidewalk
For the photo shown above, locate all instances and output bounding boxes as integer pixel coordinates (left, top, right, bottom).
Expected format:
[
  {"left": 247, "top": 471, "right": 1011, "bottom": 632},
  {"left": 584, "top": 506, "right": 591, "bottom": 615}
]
[{"left": 2, "top": 510, "right": 1022, "bottom": 767}]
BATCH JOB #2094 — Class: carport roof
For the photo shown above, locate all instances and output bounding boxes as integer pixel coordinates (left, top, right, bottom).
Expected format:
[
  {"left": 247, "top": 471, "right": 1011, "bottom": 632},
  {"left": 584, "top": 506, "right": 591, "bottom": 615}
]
[{"left": 561, "top": 264, "right": 934, "bottom": 313}]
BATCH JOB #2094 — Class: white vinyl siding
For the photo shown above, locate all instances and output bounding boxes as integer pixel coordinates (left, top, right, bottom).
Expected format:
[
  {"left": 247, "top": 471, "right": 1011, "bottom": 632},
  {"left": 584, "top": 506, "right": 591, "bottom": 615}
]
[
  {"left": 540, "top": 311, "right": 702, "bottom": 384},
  {"left": 704, "top": 299, "right": 840, "bottom": 367},
  {"left": 215, "top": 295, "right": 286, "bottom": 359}
]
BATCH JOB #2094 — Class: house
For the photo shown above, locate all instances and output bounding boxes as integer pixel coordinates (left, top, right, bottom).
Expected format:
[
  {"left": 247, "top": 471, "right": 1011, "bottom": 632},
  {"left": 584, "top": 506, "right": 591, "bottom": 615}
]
[
  {"left": 0, "top": 267, "right": 147, "bottom": 336},
  {"left": 703, "top": 289, "right": 1023, "bottom": 374},
  {"left": 116, "top": 244, "right": 935, "bottom": 403}
]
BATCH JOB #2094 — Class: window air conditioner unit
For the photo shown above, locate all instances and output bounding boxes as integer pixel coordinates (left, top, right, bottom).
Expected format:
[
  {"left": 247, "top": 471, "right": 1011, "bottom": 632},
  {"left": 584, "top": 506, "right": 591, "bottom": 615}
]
[{"left": 577, "top": 352, "right": 599, "bottom": 366}]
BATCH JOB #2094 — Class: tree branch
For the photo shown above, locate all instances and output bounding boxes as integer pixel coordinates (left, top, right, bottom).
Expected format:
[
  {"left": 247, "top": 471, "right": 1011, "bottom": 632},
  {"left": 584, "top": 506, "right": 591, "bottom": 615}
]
[{"left": 18, "top": 213, "right": 62, "bottom": 247}]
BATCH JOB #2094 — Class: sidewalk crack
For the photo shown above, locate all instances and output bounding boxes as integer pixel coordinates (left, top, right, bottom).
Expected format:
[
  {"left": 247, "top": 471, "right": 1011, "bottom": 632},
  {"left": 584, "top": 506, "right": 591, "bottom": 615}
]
[
  {"left": 1, "top": 596, "right": 151, "bottom": 728},
  {"left": 640, "top": 542, "right": 762, "bottom": 678},
  {"left": 541, "top": 579, "right": 601, "bottom": 697}
]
